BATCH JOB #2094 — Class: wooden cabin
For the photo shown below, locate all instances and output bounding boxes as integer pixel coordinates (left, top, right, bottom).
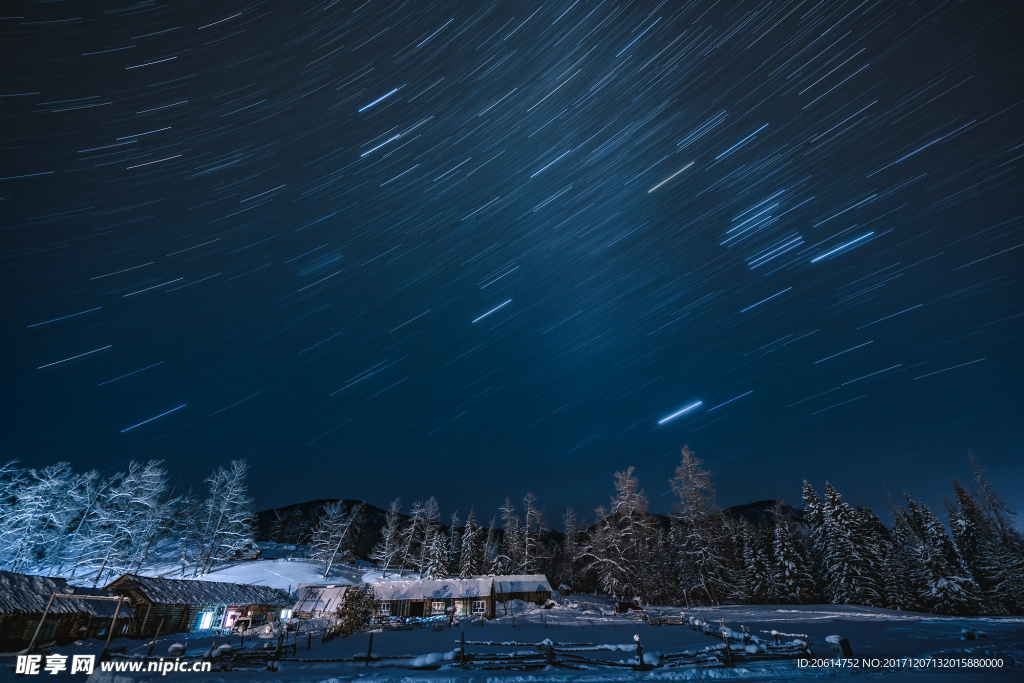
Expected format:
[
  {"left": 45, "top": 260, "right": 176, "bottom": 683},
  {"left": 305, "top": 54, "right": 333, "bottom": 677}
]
[
  {"left": 494, "top": 574, "right": 553, "bottom": 605},
  {"left": 0, "top": 571, "right": 134, "bottom": 650},
  {"left": 370, "top": 577, "right": 495, "bottom": 620},
  {"left": 105, "top": 574, "right": 291, "bottom": 637},
  {"left": 291, "top": 584, "right": 349, "bottom": 620}
]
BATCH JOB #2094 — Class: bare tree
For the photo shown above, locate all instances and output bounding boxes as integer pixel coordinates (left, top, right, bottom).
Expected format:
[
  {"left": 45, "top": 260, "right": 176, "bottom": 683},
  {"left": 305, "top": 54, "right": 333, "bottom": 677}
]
[
  {"left": 312, "top": 501, "right": 365, "bottom": 578},
  {"left": 370, "top": 498, "right": 404, "bottom": 577}
]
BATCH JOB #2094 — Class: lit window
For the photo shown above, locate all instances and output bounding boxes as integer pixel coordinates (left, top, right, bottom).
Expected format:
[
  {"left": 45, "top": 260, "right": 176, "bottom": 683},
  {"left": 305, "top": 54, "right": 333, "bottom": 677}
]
[
  {"left": 198, "top": 612, "right": 214, "bottom": 630},
  {"left": 431, "top": 601, "right": 446, "bottom": 614},
  {"left": 280, "top": 609, "right": 292, "bottom": 619},
  {"left": 472, "top": 600, "right": 486, "bottom": 615},
  {"left": 376, "top": 602, "right": 391, "bottom": 616}
]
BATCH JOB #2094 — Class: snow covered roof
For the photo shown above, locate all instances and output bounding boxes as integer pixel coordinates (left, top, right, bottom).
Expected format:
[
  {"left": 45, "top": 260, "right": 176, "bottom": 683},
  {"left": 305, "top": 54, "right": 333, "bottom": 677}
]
[
  {"left": 494, "top": 574, "right": 553, "bottom": 595},
  {"left": 0, "top": 571, "right": 135, "bottom": 617},
  {"left": 292, "top": 585, "right": 349, "bottom": 614},
  {"left": 371, "top": 577, "right": 493, "bottom": 601},
  {"left": 107, "top": 574, "right": 291, "bottom": 607}
]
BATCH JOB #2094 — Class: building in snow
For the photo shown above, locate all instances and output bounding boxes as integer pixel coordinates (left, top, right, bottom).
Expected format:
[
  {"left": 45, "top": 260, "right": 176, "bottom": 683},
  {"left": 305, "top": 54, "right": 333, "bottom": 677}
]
[
  {"left": 0, "top": 571, "right": 134, "bottom": 650},
  {"left": 494, "top": 575, "right": 553, "bottom": 605},
  {"left": 368, "top": 575, "right": 553, "bottom": 621},
  {"left": 370, "top": 577, "right": 495, "bottom": 620},
  {"left": 105, "top": 574, "right": 291, "bottom": 637},
  {"left": 291, "top": 584, "right": 350, "bottom": 620}
]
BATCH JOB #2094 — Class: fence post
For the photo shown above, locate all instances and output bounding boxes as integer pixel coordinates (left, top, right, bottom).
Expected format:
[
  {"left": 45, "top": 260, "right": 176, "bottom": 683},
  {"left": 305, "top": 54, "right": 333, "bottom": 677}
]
[
  {"left": 101, "top": 597, "right": 124, "bottom": 661},
  {"left": 27, "top": 593, "right": 57, "bottom": 655},
  {"left": 365, "top": 631, "right": 374, "bottom": 665},
  {"left": 460, "top": 631, "right": 465, "bottom": 667},
  {"left": 147, "top": 619, "right": 164, "bottom": 657}
]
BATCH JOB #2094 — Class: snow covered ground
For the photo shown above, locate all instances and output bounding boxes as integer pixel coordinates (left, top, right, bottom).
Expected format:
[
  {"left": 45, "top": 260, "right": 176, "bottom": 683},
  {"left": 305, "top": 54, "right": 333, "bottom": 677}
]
[{"left": 3, "top": 597, "right": 1021, "bottom": 682}]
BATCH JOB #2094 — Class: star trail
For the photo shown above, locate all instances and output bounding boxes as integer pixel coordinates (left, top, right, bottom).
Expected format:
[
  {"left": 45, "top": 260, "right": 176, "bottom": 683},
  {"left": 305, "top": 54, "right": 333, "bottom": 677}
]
[{"left": 2, "top": 0, "right": 1022, "bottom": 517}]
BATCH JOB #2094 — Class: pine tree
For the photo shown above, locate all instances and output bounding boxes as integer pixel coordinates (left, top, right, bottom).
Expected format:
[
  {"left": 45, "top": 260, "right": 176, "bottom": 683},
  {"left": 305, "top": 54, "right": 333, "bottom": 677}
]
[
  {"left": 425, "top": 528, "right": 448, "bottom": 579},
  {"left": 447, "top": 511, "right": 461, "bottom": 575},
  {"left": 820, "top": 482, "right": 882, "bottom": 606},
  {"left": 902, "top": 495, "right": 986, "bottom": 615},
  {"left": 459, "top": 508, "right": 481, "bottom": 578},
  {"left": 740, "top": 520, "right": 771, "bottom": 604},
  {"left": 769, "top": 502, "right": 815, "bottom": 604}
]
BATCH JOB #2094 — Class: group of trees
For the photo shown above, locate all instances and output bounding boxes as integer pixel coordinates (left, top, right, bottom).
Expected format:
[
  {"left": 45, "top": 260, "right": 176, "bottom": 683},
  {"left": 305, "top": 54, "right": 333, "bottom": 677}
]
[
  {"left": 363, "top": 447, "right": 1023, "bottom": 617},
  {"left": 563, "top": 448, "right": 1024, "bottom": 616},
  {"left": 0, "top": 459, "right": 255, "bottom": 584},
  {"left": 3, "top": 448, "right": 1021, "bottom": 617}
]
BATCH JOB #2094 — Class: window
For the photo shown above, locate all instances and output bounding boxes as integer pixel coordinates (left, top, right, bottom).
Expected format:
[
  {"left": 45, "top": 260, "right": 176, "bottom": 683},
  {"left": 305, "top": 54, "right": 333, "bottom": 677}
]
[
  {"left": 376, "top": 602, "right": 391, "bottom": 616},
  {"left": 472, "top": 600, "right": 486, "bottom": 615},
  {"left": 197, "top": 612, "right": 214, "bottom": 630},
  {"left": 280, "top": 609, "right": 292, "bottom": 620},
  {"left": 431, "top": 601, "right": 446, "bottom": 614}
]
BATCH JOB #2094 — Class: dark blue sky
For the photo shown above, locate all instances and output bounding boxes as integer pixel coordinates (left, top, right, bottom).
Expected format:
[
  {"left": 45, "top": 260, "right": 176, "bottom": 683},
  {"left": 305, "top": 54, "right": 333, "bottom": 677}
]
[{"left": 3, "top": 0, "right": 1022, "bottom": 522}]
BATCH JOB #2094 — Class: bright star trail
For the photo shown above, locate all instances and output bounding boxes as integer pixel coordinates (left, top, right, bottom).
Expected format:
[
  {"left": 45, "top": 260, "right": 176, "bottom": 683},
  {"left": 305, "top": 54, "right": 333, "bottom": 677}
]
[
  {"left": 2, "top": 0, "right": 1021, "bottom": 517},
  {"left": 658, "top": 402, "right": 704, "bottom": 425}
]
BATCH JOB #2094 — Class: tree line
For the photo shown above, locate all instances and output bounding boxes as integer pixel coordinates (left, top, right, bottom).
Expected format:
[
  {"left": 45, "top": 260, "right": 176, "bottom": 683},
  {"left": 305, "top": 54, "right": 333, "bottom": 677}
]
[
  {"left": 2, "top": 448, "right": 1022, "bottom": 616},
  {"left": 0, "top": 459, "right": 254, "bottom": 585}
]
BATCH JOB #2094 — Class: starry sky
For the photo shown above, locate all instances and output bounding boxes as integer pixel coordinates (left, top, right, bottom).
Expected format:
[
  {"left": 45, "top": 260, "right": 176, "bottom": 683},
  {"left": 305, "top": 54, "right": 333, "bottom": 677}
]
[{"left": 3, "top": 0, "right": 1022, "bottom": 522}]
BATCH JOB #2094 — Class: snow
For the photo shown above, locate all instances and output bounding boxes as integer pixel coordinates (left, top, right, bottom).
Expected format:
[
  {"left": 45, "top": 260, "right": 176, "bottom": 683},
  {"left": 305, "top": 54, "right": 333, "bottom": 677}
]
[
  {"left": 372, "top": 577, "right": 494, "bottom": 601},
  {"left": 7, "top": 597, "right": 1019, "bottom": 681}
]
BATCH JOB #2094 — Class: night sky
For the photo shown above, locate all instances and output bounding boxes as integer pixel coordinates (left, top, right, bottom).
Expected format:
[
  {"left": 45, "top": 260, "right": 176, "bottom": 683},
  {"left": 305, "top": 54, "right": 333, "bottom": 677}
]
[{"left": 3, "top": 0, "right": 1022, "bottom": 522}]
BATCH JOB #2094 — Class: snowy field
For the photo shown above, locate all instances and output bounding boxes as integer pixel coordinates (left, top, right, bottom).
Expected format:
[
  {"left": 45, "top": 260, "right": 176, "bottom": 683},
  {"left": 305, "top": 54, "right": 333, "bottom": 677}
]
[{"left": 3, "top": 598, "right": 1022, "bottom": 682}]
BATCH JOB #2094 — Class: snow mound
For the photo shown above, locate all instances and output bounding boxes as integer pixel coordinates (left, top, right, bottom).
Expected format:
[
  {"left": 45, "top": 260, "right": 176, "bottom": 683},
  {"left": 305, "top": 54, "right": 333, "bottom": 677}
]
[{"left": 409, "top": 649, "right": 457, "bottom": 667}]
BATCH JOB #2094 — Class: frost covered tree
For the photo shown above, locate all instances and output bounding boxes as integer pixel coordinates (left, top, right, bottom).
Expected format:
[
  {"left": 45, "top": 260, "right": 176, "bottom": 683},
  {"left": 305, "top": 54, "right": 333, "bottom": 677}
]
[
  {"left": 311, "top": 501, "right": 365, "bottom": 578},
  {"left": 2, "top": 462, "right": 79, "bottom": 573},
  {"left": 499, "top": 497, "right": 524, "bottom": 574},
  {"left": 966, "top": 457, "right": 1024, "bottom": 613},
  {"left": 194, "top": 460, "right": 254, "bottom": 576},
  {"left": 447, "top": 511, "right": 461, "bottom": 574},
  {"left": 669, "top": 447, "right": 732, "bottom": 605},
  {"left": 459, "top": 508, "right": 482, "bottom": 578},
  {"left": 769, "top": 502, "right": 816, "bottom": 604},
  {"left": 425, "top": 527, "right": 449, "bottom": 579},
  {"left": 559, "top": 507, "right": 584, "bottom": 591},
  {"left": 370, "top": 498, "right": 404, "bottom": 577},
  {"left": 819, "top": 482, "right": 882, "bottom": 606},
  {"left": 417, "top": 497, "right": 441, "bottom": 578},
  {"left": 484, "top": 515, "right": 507, "bottom": 575},
  {"left": 521, "top": 493, "right": 544, "bottom": 574},
  {"left": 398, "top": 499, "right": 427, "bottom": 577},
  {"left": 901, "top": 494, "right": 986, "bottom": 615},
  {"left": 84, "top": 460, "right": 168, "bottom": 586},
  {"left": 582, "top": 467, "right": 665, "bottom": 602},
  {"left": 740, "top": 520, "right": 772, "bottom": 604}
]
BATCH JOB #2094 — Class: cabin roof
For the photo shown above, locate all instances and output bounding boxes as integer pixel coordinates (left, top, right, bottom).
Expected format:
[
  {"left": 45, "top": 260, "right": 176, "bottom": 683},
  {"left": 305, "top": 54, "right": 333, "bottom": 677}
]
[
  {"left": 107, "top": 573, "right": 291, "bottom": 607},
  {"left": 0, "top": 571, "right": 135, "bottom": 617},
  {"left": 292, "top": 585, "right": 349, "bottom": 614},
  {"left": 494, "top": 574, "right": 553, "bottom": 594},
  {"left": 371, "top": 577, "right": 494, "bottom": 601}
]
